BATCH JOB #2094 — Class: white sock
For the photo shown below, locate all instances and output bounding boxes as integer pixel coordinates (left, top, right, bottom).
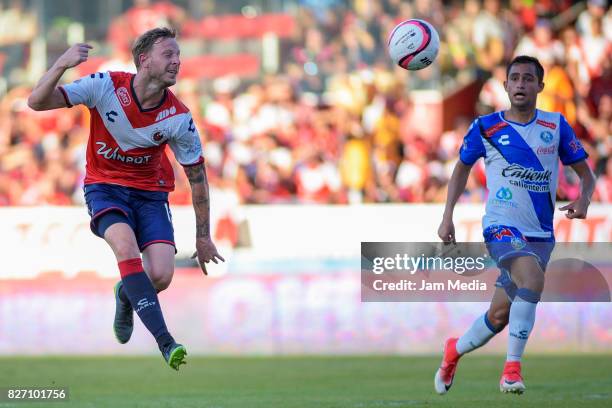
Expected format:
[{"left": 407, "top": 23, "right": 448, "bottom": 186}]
[
  {"left": 507, "top": 288, "right": 539, "bottom": 362},
  {"left": 456, "top": 313, "right": 500, "bottom": 355}
]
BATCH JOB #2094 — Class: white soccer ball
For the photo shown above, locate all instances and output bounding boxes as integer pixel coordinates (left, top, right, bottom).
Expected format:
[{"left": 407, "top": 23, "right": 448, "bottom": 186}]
[{"left": 387, "top": 19, "right": 440, "bottom": 71}]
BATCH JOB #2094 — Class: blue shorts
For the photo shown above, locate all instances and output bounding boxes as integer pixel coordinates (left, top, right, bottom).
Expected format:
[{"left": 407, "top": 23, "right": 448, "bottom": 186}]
[
  {"left": 84, "top": 183, "right": 175, "bottom": 252},
  {"left": 483, "top": 225, "right": 555, "bottom": 297}
]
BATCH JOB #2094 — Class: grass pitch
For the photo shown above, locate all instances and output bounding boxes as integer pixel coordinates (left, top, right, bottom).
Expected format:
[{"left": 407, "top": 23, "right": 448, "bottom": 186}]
[{"left": 0, "top": 355, "right": 610, "bottom": 407}]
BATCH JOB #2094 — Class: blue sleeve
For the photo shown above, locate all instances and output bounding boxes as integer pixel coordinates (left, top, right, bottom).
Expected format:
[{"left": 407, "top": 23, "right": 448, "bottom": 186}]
[
  {"left": 459, "top": 119, "right": 486, "bottom": 165},
  {"left": 558, "top": 115, "right": 588, "bottom": 165}
]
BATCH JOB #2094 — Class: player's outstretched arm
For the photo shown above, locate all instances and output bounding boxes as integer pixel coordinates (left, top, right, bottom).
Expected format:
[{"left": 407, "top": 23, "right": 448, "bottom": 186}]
[
  {"left": 438, "top": 160, "right": 473, "bottom": 243},
  {"left": 559, "top": 160, "right": 596, "bottom": 219},
  {"left": 184, "top": 163, "right": 225, "bottom": 275},
  {"left": 27, "top": 43, "right": 92, "bottom": 111}
]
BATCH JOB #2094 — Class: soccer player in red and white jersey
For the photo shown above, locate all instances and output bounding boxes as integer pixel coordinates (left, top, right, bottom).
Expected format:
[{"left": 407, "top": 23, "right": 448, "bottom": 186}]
[{"left": 28, "top": 27, "right": 224, "bottom": 370}]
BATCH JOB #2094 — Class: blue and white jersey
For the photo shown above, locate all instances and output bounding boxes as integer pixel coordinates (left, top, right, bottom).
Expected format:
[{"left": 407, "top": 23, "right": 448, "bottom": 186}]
[{"left": 459, "top": 110, "right": 588, "bottom": 238}]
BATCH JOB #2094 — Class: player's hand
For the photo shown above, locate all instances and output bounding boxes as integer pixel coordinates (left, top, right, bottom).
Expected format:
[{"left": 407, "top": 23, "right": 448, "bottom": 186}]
[
  {"left": 55, "top": 43, "right": 93, "bottom": 70},
  {"left": 191, "top": 237, "right": 225, "bottom": 275},
  {"left": 559, "top": 197, "right": 590, "bottom": 219},
  {"left": 438, "top": 218, "right": 456, "bottom": 243}
]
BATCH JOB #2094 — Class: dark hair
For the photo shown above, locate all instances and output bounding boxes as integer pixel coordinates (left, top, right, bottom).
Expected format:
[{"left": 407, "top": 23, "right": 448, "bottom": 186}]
[
  {"left": 132, "top": 27, "right": 176, "bottom": 69},
  {"left": 506, "top": 55, "right": 544, "bottom": 83}
]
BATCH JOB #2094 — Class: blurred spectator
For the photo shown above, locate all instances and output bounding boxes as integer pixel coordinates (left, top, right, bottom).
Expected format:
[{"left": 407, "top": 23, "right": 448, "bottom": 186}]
[
  {"left": 595, "top": 156, "right": 612, "bottom": 202},
  {"left": 472, "top": 0, "right": 505, "bottom": 75},
  {"left": 98, "top": 46, "right": 137, "bottom": 74},
  {"left": 538, "top": 56, "right": 577, "bottom": 125},
  {"left": 339, "top": 122, "right": 370, "bottom": 204},
  {"left": 294, "top": 148, "right": 342, "bottom": 204},
  {"left": 0, "top": 0, "right": 36, "bottom": 86},
  {"left": 576, "top": 0, "right": 612, "bottom": 41},
  {"left": 477, "top": 64, "right": 511, "bottom": 114},
  {"left": 107, "top": 0, "right": 186, "bottom": 54},
  {"left": 514, "top": 19, "right": 564, "bottom": 65},
  {"left": 577, "top": 16, "right": 612, "bottom": 87},
  {"left": 578, "top": 94, "right": 612, "bottom": 172}
]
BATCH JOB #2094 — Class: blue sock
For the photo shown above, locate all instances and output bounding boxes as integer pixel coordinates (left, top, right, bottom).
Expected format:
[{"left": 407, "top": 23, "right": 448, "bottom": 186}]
[
  {"left": 456, "top": 312, "right": 501, "bottom": 354},
  {"left": 119, "top": 258, "right": 174, "bottom": 350},
  {"left": 507, "top": 288, "right": 540, "bottom": 362}
]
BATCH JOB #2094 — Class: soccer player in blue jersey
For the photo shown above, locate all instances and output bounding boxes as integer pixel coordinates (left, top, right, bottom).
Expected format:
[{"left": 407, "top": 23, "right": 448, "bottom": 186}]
[
  {"left": 434, "top": 55, "right": 595, "bottom": 394},
  {"left": 28, "top": 28, "right": 225, "bottom": 370}
]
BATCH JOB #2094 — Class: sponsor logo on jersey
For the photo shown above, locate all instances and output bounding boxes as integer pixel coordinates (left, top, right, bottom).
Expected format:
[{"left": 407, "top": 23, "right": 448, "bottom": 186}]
[
  {"left": 155, "top": 106, "right": 177, "bottom": 122},
  {"left": 484, "top": 122, "right": 509, "bottom": 138},
  {"left": 116, "top": 87, "right": 131, "bottom": 107},
  {"left": 540, "top": 131, "right": 553, "bottom": 144},
  {"left": 96, "top": 142, "right": 152, "bottom": 164},
  {"left": 536, "top": 119, "right": 557, "bottom": 130},
  {"left": 502, "top": 164, "right": 552, "bottom": 182},
  {"left": 495, "top": 187, "right": 512, "bottom": 200},
  {"left": 491, "top": 187, "right": 518, "bottom": 208},
  {"left": 501, "top": 164, "right": 552, "bottom": 192},
  {"left": 536, "top": 145, "right": 556, "bottom": 155}
]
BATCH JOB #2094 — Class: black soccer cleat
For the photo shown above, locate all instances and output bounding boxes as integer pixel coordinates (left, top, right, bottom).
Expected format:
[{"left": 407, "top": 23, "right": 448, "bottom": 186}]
[{"left": 113, "top": 281, "right": 134, "bottom": 344}]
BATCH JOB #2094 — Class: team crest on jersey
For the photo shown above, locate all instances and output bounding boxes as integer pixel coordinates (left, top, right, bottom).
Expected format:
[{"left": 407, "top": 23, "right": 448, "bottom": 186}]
[
  {"left": 540, "top": 131, "right": 553, "bottom": 144},
  {"left": 484, "top": 122, "right": 509, "bottom": 138},
  {"left": 116, "top": 87, "right": 131, "bottom": 107},
  {"left": 151, "top": 129, "right": 168, "bottom": 144}
]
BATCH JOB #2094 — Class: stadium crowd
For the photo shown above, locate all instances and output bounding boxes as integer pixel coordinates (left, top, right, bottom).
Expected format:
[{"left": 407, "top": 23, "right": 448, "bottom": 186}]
[{"left": 0, "top": 0, "right": 610, "bottom": 206}]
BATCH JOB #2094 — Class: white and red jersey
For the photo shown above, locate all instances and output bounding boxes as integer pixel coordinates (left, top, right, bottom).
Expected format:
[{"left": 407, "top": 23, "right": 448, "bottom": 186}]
[{"left": 59, "top": 71, "right": 203, "bottom": 191}]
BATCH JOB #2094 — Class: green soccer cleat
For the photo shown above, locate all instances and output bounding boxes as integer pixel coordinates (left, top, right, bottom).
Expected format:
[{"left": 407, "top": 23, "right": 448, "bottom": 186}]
[
  {"left": 162, "top": 343, "right": 187, "bottom": 371},
  {"left": 113, "top": 281, "right": 134, "bottom": 344}
]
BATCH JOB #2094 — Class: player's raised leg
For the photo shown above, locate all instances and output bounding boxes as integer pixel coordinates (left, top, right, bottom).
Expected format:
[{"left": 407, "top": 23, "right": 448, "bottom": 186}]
[
  {"left": 111, "top": 242, "right": 175, "bottom": 343},
  {"left": 105, "top": 222, "right": 186, "bottom": 370},
  {"left": 435, "top": 287, "right": 508, "bottom": 394},
  {"left": 142, "top": 243, "right": 176, "bottom": 293},
  {"left": 500, "top": 256, "right": 543, "bottom": 394}
]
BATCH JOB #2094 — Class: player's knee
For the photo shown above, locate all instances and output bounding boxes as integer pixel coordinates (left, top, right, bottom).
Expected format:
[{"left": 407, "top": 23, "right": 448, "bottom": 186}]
[
  {"left": 154, "top": 277, "right": 171, "bottom": 292},
  {"left": 511, "top": 257, "right": 544, "bottom": 292},
  {"left": 489, "top": 307, "right": 509, "bottom": 329},
  {"left": 112, "top": 244, "right": 141, "bottom": 262},
  {"left": 103, "top": 225, "right": 140, "bottom": 261},
  {"left": 149, "top": 270, "right": 173, "bottom": 292}
]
